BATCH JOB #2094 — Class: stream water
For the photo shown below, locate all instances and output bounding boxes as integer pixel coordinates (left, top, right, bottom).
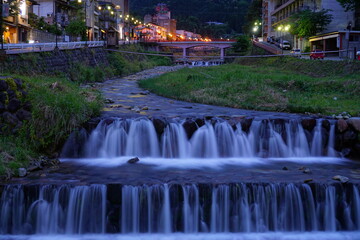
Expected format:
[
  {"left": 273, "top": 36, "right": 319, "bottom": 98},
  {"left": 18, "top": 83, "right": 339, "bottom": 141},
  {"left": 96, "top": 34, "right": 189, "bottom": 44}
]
[{"left": 1, "top": 117, "right": 359, "bottom": 239}]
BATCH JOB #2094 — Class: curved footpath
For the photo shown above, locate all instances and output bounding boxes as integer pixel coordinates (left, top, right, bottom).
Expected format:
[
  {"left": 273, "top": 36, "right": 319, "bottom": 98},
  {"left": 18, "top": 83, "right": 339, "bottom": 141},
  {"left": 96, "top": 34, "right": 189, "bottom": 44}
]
[{"left": 100, "top": 66, "right": 306, "bottom": 120}]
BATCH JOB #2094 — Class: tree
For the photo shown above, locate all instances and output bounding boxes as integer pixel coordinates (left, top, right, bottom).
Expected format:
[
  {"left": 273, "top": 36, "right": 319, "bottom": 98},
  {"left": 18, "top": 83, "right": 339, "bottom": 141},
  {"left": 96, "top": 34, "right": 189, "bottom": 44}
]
[
  {"left": 233, "top": 35, "right": 251, "bottom": 54},
  {"left": 336, "top": 0, "right": 357, "bottom": 11},
  {"left": 289, "top": 9, "right": 333, "bottom": 39},
  {"left": 66, "top": 20, "right": 86, "bottom": 40}
]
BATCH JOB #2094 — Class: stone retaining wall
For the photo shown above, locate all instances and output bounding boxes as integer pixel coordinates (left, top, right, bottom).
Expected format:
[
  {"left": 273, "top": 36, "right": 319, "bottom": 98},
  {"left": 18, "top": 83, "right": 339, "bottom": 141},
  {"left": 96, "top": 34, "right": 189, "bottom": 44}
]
[
  {"left": 0, "top": 77, "right": 31, "bottom": 134},
  {"left": 0, "top": 48, "right": 109, "bottom": 75}
]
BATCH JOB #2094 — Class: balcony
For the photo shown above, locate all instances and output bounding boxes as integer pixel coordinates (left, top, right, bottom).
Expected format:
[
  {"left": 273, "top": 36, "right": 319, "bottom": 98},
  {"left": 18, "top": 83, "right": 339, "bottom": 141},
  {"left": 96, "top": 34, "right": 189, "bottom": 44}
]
[
  {"left": 99, "top": 15, "right": 116, "bottom": 23},
  {"left": 271, "top": 0, "right": 295, "bottom": 16}
]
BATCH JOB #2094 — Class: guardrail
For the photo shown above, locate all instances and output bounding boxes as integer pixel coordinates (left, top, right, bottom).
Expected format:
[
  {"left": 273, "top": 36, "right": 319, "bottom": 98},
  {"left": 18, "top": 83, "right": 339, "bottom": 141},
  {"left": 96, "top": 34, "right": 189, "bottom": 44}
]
[
  {"left": 118, "top": 40, "right": 139, "bottom": 45},
  {"left": 2, "top": 41, "right": 105, "bottom": 54}
]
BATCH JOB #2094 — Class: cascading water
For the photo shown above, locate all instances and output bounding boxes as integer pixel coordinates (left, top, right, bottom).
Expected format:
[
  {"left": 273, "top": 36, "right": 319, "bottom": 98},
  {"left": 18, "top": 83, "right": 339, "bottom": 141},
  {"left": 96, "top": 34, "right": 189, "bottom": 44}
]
[
  {"left": 1, "top": 183, "right": 360, "bottom": 235},
  {"left": 0, "top": 185, "right": 106, "bottom": 234},
  {"left": 62, "top": 117, "right": 340, "bottom": 160},
  {"left": 190, "top": 61, "right": 223, "bottom": 67},
  {"left": 2, "top": 117, "right": 357, "bottom": 239}
]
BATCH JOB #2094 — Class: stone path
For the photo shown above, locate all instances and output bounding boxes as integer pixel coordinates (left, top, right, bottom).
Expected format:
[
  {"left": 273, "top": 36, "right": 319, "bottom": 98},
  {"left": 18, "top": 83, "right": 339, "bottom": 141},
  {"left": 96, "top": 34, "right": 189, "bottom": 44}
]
[{"left": 100, "top": 66, "right": 307, "bottom": 120}]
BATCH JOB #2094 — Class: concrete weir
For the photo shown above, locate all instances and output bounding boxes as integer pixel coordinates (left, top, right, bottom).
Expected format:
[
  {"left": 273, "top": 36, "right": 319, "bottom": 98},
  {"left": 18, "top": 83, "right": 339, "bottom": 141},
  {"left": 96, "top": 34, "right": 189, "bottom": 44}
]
[{"left": 1, "top": 66, "right": 360, "bottom": 239}]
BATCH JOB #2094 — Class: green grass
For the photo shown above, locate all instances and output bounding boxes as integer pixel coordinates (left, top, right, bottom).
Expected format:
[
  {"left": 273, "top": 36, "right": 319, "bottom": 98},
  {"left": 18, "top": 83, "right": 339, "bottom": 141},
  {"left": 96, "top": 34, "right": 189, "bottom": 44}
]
[
  {"left": 20, "top": 74, "right": 102, "bottom": 152},
  {"left": 139, "top": 57, "right": 360, "bottom": 116},
  {"left": 0, "top": 75, "right": 102, "bottom": 178},
  {"left": 107, "top": 45, "right": 172, "bottom": 77}
]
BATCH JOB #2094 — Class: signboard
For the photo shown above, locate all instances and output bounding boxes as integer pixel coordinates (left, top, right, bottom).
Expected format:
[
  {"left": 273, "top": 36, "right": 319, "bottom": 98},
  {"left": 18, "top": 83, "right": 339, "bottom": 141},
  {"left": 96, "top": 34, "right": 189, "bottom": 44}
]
[{"left": 2, "top": 3, "right": 10, "bottom": 17}]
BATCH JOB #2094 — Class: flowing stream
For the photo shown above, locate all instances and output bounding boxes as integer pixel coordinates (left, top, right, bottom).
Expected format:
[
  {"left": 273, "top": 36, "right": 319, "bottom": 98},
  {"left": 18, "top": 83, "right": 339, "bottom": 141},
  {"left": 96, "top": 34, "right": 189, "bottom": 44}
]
[
  {"left": 1, "top": 117, "right": 359, "bottom": 239},
  {"left": 62, "top": 118, "right": 339, "bottom": 160}
]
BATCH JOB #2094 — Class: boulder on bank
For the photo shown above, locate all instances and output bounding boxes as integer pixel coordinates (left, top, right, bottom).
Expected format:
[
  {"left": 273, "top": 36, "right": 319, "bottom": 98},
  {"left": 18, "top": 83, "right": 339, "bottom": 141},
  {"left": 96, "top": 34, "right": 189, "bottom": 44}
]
[
  {"left": 337, "top": 119, "right": 348, "bottom": 133},
  {"left": 348, "top": 118, "right": 360, "bottom": 132},
  {"left": 301, "top": 118, "right": 316, "bottom": 131},
  {"left": 183, "top": 119, "right": 198, "bottom": 139},
  {"left": 152, "top": 118, "right": 166, "bottom": 136}
]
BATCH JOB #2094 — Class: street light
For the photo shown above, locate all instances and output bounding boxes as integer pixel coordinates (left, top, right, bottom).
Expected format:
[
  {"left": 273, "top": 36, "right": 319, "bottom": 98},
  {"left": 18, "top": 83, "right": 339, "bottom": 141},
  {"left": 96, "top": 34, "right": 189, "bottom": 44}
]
[{"left": 277, "top": 24, "right": 290, "bottom": 55}]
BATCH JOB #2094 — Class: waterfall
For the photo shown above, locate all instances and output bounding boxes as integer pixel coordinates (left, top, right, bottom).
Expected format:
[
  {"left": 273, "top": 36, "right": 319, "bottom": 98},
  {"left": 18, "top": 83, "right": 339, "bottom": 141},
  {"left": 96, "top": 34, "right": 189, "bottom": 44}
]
[
  {"left": 162, "top": 123, "right": 189, "bottom": 158},
  {"left": 311, "top": 119, "right": 323, "bottom": 156},
  {"left": 327, "top": 121, "right": 337, "bottom": 157},
  {"left": 63, "top": 118, "right": 340, "bottom": 160},
  {"left": 0, "top": 185, "right": 106, "bottom": 234},
  {"left": 191, "top": 122, "right": 219, "bottom": 158},
  {"left": 1, "top": 183, "right": 359, "bottom": 234}
]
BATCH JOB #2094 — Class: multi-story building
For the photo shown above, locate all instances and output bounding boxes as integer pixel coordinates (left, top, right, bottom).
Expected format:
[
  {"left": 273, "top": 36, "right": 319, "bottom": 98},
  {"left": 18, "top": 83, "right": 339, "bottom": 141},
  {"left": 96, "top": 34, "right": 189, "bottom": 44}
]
[
  {"left": 33, "top": 0, "right": 71, "bottom": 29},
  {"left": 3, "top": 0, "right": 35, "bottom": 43},
  {"left": 100, "top": 0, "right": 129, "bottom": 41},
  {"left": 263, "top": 0, "right": 359, "bottom": 57},
  {"left": 143, "top": 4, "right": 177, "bottom": 38}
]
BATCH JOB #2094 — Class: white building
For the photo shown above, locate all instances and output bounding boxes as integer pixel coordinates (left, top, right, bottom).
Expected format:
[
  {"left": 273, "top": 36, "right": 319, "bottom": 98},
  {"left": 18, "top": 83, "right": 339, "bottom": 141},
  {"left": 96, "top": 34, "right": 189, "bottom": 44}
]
[{"left": 263, "top": 0, "right": 356, "bottom": 53}]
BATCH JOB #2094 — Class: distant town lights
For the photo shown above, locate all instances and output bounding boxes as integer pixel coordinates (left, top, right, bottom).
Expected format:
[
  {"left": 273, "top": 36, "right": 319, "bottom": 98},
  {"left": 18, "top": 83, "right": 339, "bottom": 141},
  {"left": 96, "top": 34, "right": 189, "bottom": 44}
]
[
  {"left": 77, "top": 0, "right": 81, "bottom": 3},
  {"left": 107, "top": 6, "right": 111, "bottom": 10},
  {"left": 98, "top": 6, "right": 102, "bottom": 10}
]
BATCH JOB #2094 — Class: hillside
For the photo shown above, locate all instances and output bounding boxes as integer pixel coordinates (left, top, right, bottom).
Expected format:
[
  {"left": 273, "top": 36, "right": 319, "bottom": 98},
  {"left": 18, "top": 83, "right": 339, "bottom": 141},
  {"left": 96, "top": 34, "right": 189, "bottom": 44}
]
[{"left": 130, "top": 0, "right": 252, "bottom": 37}]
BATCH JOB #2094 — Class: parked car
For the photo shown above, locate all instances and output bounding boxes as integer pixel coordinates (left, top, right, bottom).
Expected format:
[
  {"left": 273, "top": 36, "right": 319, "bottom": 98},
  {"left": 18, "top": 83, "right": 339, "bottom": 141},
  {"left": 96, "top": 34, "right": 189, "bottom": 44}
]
[
  {"left": 290, "top": 48, "right": 301, "bottom": 57},
  {"left": 310, "top": 49, "right": 325, "bottom": 59},
  {"left": 280, "top": 41, "right": 291, "bottom": 50}
]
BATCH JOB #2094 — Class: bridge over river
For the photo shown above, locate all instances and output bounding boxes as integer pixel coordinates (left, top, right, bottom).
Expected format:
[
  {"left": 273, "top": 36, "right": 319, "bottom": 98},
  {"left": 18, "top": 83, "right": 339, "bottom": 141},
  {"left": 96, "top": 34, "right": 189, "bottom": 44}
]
[{"left": 157, "top": 41, "right": 236, "bottom": 60}]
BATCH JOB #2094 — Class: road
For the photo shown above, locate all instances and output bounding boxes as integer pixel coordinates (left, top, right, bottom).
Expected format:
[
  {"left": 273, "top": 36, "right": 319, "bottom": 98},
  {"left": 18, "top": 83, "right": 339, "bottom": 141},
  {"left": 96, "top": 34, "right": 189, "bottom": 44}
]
[{"left": 254, "top": 41, "right": 344, "bottom": 61}]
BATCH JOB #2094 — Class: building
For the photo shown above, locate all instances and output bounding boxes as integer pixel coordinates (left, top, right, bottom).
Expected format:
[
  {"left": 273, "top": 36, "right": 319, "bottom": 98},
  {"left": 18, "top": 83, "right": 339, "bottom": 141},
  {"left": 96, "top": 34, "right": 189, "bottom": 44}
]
[
  {"left": 3, "top": 0, "right": 35, "bottom": 43},
  {"left": 100, "top": 0, "right": 129, "bottom": 41},
  {"left": 143, "top": 3, "right": 177, "bottom": 38},
  {"left": 2, "top": 0, "right": 130, "bottom": 44},
  {"left": 32, "top": 0, "right": 71, "bottom": 41},
  {"left": 263, "top": 0, "right": 359, "bottom": 56},
  {"left": 142, "top": 22, "right": 167, "bottom": 41}
]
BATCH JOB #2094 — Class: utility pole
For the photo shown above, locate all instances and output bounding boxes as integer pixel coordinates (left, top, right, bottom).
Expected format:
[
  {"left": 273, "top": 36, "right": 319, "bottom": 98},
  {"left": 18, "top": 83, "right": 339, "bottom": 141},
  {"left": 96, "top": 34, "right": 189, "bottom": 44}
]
[
  {"left": 1, "top": 0, "right": 4, "bottom": 51},
  {"left": 346, "top": 22, "right": 352, "bottom": 59},
  {"left": 54, "top": 2, "right": 59, "bottom": 50}
]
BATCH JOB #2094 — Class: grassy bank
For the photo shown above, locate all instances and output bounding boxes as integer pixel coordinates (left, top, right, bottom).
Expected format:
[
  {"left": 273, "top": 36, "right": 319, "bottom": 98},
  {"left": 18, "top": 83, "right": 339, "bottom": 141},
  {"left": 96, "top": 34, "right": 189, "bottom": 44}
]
[
  {"left": 0, "top": 75, "right": 102, "bottom": 178},
  {"left": 0, "top": 45, "right": 172, "bottom": 179},
  {"left": 139, "top": 57, "right": 360, "bottom": 116},
  {"left": 107, "top": 44, "right": 172, "bottom": 77}
]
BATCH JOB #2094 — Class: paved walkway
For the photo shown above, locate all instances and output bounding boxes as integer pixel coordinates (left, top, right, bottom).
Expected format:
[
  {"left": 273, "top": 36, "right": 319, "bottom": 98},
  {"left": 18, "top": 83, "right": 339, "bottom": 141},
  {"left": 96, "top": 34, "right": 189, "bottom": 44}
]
[{"left": 100, "top": 66, "right": 307, "bottom": 120}]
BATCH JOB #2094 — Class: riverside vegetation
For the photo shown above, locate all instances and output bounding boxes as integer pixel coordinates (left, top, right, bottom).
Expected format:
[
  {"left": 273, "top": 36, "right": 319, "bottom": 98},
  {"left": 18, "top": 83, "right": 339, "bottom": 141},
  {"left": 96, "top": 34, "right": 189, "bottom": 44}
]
[
  {"left": 0, "top": 45, "right": 172, "bottom": 179},
  {"left": 140, "top": 57, "right": 360, "bottom": 116}
]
